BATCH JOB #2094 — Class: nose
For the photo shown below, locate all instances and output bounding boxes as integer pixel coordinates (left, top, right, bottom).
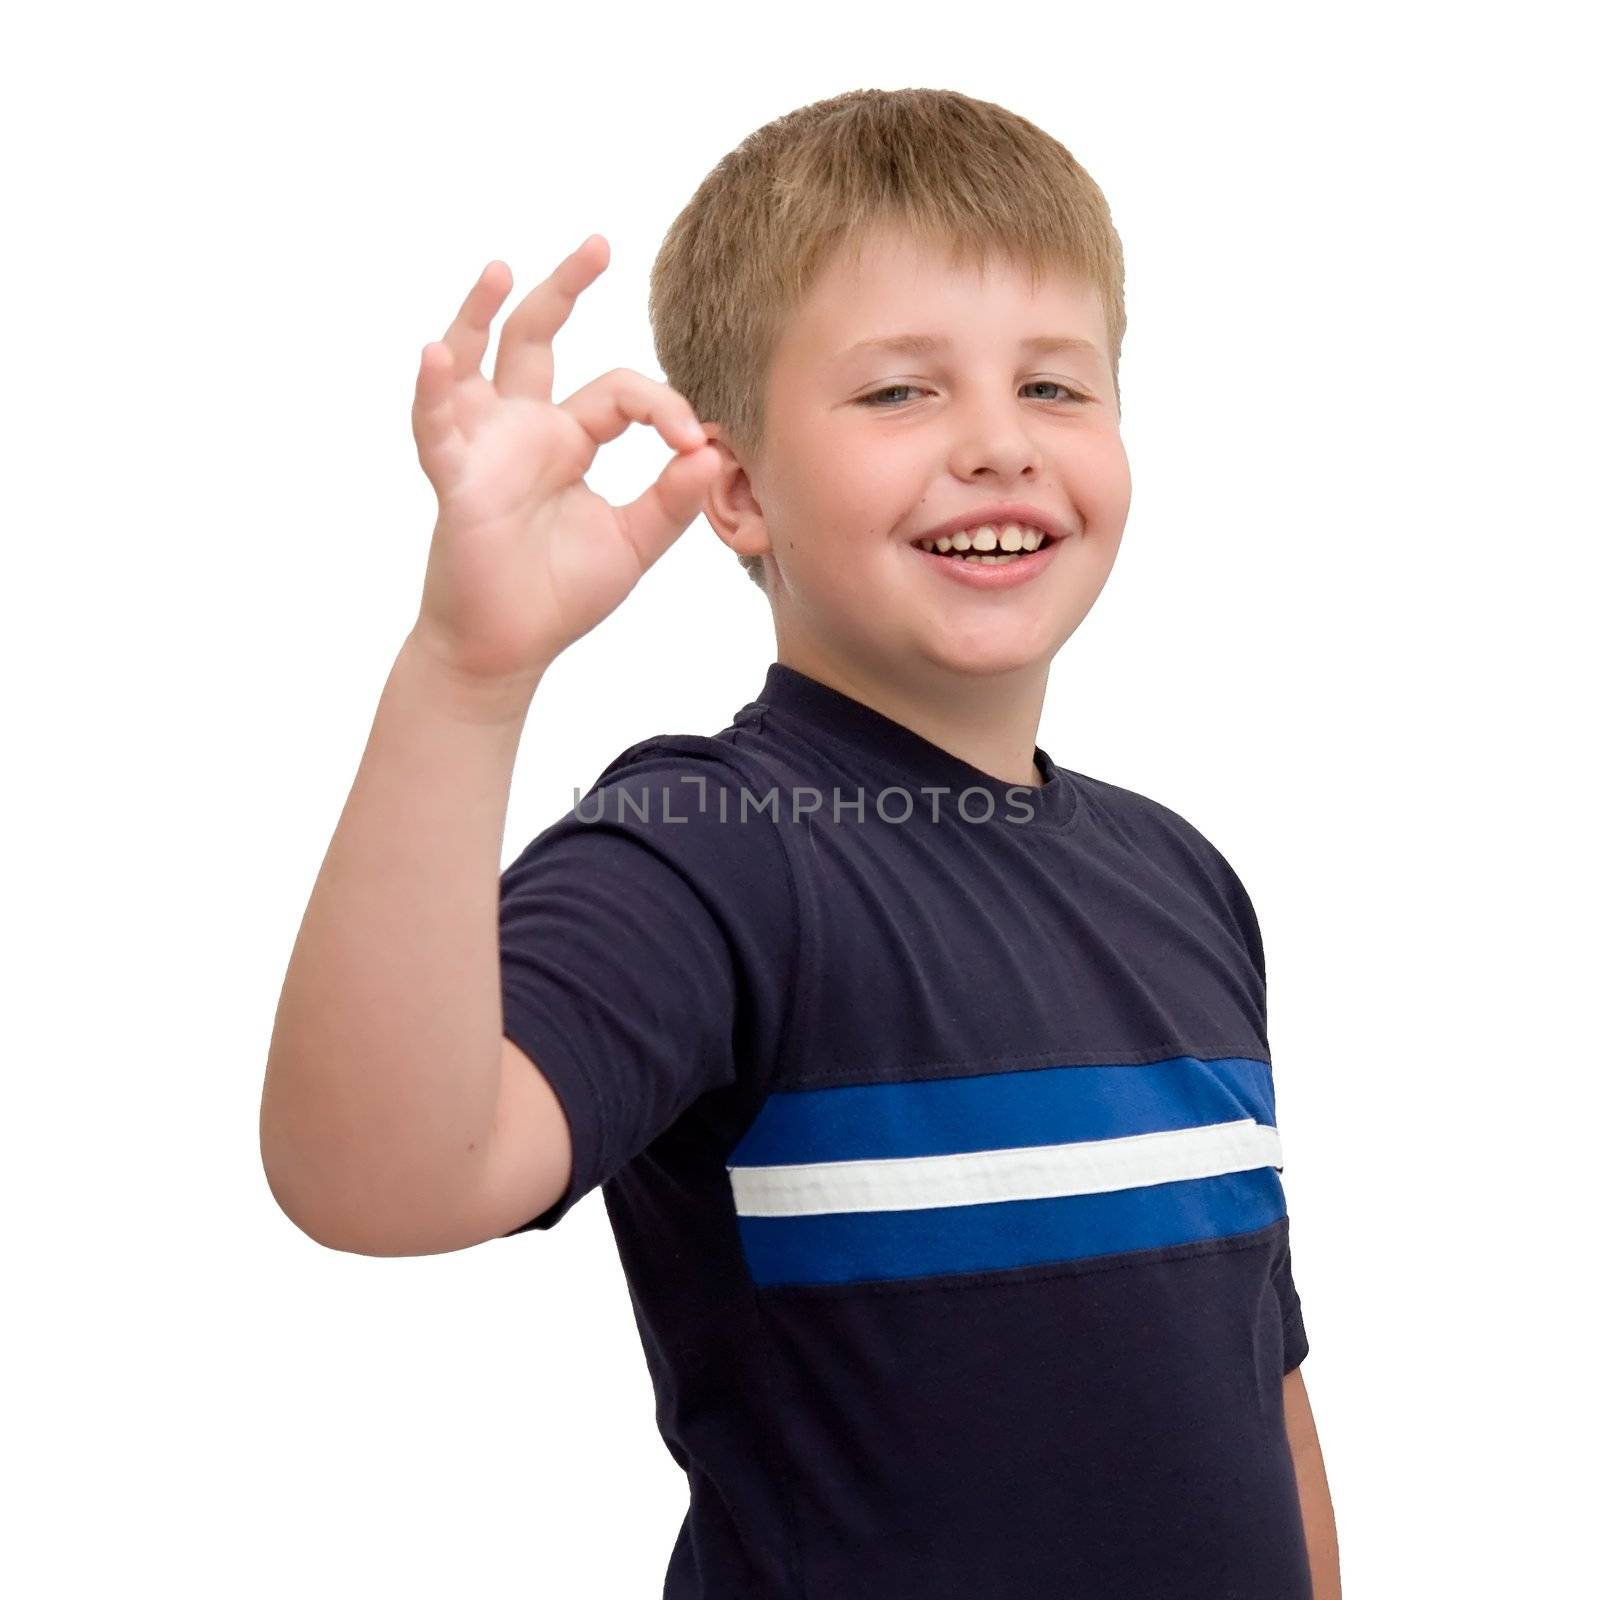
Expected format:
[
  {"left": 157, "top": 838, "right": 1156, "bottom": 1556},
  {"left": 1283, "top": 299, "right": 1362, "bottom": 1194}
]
[{"left": 948, "top": 395, "right": 1043, "bottom": 482}]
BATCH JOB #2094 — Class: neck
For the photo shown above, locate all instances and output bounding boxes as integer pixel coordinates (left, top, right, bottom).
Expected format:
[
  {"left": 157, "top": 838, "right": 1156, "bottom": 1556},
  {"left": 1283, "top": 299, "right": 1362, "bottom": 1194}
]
[{"left": 775, "top": 642, "right": 1049, "bottom": 789}]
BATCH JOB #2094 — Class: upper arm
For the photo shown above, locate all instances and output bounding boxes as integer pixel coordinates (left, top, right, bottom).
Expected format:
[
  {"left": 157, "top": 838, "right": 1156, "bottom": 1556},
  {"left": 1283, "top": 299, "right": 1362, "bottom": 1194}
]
[
  {"left": 1283, "top": 1364, "right": 1316, "bottom": 1457},
  {"left": 429, "top": 1036, "right": 576, "bottom": 1252},
  {"left": 1283, "top": 1365, "right": 1341, "bottom": 1592}
]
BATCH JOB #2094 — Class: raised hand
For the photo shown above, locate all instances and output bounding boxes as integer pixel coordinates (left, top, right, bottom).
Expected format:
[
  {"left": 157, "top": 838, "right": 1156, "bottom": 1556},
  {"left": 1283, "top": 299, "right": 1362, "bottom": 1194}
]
[{"left": 409, "top": 236, "right": 722, "bottom": 686}]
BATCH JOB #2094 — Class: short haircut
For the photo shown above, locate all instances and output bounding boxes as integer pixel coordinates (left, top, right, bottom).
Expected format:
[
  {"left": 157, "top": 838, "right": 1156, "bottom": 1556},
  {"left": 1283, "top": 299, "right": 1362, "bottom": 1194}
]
[{"left": 649, "top": 87, "right": 1127, "bottom": 593}]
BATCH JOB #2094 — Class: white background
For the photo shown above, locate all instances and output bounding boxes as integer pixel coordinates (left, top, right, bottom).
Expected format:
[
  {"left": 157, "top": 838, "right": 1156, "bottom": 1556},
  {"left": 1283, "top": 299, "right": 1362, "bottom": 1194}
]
[{"left": 7, "top": 1, "right": 1595, "bottom": 1593}]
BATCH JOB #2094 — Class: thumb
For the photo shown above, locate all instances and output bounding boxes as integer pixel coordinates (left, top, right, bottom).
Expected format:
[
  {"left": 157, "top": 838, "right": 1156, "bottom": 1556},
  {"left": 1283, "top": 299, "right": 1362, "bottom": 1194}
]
[{"left": 613, "top": 445, "right": 722, "bottom": 573}]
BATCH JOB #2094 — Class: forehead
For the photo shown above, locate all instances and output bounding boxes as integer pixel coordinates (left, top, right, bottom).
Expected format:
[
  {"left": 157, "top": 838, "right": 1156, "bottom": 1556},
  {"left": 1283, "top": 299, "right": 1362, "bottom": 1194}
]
[{"left": 774, "top": 226, "right": 1109, "bottom": 374}]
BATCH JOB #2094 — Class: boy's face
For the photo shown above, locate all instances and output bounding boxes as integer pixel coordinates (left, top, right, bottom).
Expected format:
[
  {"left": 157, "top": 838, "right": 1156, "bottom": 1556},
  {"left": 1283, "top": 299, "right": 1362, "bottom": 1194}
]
[{"left": 704, "top": 225, "right": 1131, "bottom": 688}]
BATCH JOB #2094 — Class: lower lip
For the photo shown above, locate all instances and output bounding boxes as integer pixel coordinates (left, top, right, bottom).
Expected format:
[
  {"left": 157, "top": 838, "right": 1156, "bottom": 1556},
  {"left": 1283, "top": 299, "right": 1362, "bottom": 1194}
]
[{"left": 910, "top": 534, "right": 1067, "bottom": 589}]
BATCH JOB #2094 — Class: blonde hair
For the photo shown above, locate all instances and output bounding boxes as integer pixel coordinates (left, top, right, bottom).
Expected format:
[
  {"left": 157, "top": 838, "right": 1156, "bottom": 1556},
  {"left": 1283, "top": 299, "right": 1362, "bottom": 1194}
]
[{"left": 648, "top": 87, "right": 1127, "bottom": 592}]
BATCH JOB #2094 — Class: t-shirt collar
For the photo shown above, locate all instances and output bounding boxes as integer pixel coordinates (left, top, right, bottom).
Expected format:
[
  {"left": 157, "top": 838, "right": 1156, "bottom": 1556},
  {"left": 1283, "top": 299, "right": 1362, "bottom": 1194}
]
[{"left": 743, "top": 661, "right": 1080, "bottom": 831}]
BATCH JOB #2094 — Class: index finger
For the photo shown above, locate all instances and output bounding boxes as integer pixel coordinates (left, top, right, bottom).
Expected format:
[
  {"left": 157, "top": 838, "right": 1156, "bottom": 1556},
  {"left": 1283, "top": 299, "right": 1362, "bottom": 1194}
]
[{"left": 492, "top": 234, "right": 610, "bottom": 403}]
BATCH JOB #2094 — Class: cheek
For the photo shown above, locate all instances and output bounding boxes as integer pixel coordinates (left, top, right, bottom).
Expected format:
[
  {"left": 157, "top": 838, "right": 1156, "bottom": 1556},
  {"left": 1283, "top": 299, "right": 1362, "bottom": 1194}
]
[
  {"left": 819, "top": 432, "right": 901, "bottom": 493},
  {"left": 1070, "top": 433, "right": 1132, "bottom": 524},
  {"left": 782, "top": 420, "right": 876, "bottom": 498}
]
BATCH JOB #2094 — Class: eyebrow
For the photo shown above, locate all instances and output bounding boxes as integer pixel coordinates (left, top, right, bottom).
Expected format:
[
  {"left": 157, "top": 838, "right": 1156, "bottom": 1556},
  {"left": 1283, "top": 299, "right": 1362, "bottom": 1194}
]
[{"left": 841, "top": 333, "right": 1102, "bottom": 360}]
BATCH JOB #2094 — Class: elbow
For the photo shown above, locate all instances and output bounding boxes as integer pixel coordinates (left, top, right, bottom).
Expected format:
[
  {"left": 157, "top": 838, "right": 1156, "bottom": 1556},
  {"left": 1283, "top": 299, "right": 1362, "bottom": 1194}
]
[
  {"left": 258, "top": 1080, "right": 369, "bottom": 1254},
  {"left": 259, "top": 1132, "right": 351, "bottom": 1253}
]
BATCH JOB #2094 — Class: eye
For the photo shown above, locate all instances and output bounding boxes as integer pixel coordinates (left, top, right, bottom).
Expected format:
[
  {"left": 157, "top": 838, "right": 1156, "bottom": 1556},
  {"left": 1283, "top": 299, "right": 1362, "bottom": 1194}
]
[
  {"left": 1021, "top": 380, "right": 1086, "bottom": 402},
  {"left": 858, "top": 383, "right": 925, "bottom": 407},
  {"left": 856, "top": 381, "right": 1087, "bottom": 407}
]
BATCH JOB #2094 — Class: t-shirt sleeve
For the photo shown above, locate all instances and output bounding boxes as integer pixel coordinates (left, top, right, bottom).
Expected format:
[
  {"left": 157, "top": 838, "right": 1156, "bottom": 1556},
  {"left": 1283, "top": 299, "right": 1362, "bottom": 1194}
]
[
  {"left": 1210, "top": 846, "right": 1312, "bottom": 1373},
  {"left": 1275, "top": 1236, "right": 1310, "bottom": 1373},
  {"left": 495, "top": 742, "right": 798, "bottom": 1236}
]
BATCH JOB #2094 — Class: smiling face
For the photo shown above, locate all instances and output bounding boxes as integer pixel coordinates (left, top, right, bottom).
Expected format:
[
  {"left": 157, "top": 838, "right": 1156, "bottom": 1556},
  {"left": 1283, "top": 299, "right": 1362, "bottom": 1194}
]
[{"left": 703, "top": 225, "right": 1132, "bottom": 693}]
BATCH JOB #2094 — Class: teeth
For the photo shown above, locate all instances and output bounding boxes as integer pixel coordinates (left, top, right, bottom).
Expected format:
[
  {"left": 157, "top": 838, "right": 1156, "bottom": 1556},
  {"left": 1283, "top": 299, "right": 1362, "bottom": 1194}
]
[{"left": 916, "top": 521, "right": 1053, "bottom": 559}]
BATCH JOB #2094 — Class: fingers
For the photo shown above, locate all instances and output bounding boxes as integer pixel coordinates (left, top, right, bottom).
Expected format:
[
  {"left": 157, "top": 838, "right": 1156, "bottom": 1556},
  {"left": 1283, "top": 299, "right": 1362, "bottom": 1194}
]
[
  {"left": 438, "top": 260, "right": 514, "bottom": 385},
  {"left": 557, "top": 367, "right": 716, "bottom": 571},
  {"left": 411, "top": 340, "right": 464, "bottom": 484},
  {"left": 612, "top": 445, "right": 723, "bottom": 573},
  {"left": 557, "top": 366, "right": 707, "bottom": 456},
  {"left": 492, "top": 235, "right": 610, "bottom": 402}
]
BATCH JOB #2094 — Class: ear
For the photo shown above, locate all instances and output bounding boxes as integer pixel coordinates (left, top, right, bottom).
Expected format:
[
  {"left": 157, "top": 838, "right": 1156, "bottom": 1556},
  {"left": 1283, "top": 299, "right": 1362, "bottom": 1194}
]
[{"left": 698, "top": 424, "right": 773, "bottom": 561}]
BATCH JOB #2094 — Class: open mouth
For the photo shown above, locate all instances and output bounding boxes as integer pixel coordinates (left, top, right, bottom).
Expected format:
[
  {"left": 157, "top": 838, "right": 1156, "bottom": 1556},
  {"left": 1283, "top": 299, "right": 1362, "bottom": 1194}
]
[{"left": 913, "top": 523, "right": 1059, "bottom": 566}]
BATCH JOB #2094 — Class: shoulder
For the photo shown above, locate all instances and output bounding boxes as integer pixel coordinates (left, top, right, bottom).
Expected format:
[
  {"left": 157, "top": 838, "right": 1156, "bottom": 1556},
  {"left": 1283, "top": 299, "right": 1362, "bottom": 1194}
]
[
  {"left": 1072, "top": 769, "right": 1263, "bottom": 955},
  {"left": 505, "top": 729, "right": 802, "bottom": 926},
  {"left": 1072, "top": 768, "right": 1229, "bottom": 861},
  {"left": 571, "top": 731, "right": 799, "bottom": 851},
  {"left": 588, "top": 729, "right": 789, "bottom": 809}
]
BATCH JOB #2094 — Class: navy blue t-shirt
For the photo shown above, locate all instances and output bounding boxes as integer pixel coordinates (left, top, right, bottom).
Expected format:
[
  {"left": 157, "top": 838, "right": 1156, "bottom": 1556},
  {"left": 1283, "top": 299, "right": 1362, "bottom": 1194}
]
[{"left": 498, "top": 661, "right": 1312, "bottom": 1599}]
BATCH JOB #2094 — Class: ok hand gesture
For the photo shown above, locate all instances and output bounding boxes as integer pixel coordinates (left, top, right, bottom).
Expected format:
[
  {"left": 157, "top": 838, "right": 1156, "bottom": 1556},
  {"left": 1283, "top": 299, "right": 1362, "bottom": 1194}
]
[{"left": 410, "top": 236, "right": 721, "bottom": 686}]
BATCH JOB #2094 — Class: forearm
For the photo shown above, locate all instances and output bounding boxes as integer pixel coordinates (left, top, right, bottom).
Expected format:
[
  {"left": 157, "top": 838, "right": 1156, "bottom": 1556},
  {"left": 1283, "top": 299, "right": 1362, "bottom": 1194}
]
[
  {"left": 1284, "top": 1368, "right": 1340, "bottom": 1599},
  {"left": 260, "top": 627, "right": 543, "bottom": 1252}
]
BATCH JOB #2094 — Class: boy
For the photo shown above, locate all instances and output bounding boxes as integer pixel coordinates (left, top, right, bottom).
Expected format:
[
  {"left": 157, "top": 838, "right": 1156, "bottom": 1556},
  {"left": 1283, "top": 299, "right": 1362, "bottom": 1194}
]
[{"left": 261, "top": 88, "right": 1338, "bottom": 1599}]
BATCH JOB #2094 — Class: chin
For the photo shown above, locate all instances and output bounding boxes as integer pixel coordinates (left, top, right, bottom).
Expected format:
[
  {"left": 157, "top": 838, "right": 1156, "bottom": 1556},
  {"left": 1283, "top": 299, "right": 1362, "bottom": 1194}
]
[{"left": 916, "top": 633, "right": 1055, "bottom": 681}]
